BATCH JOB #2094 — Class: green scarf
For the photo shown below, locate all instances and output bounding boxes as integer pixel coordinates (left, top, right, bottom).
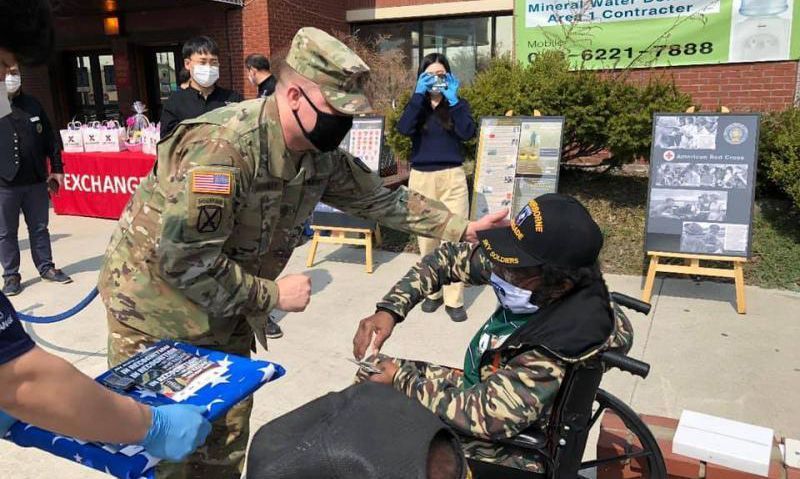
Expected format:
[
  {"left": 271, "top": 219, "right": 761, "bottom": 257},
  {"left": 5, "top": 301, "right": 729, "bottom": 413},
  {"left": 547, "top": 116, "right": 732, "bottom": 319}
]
[{"left": 462, "top": 307, "right": 531, "bottom": 389}]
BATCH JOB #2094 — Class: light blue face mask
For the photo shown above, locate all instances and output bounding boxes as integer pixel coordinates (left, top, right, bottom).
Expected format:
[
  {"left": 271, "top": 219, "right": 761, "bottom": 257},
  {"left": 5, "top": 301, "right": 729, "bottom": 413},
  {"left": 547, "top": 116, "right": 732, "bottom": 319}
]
[{"left": 489, "top": 273, "right": 540, "bottom": 315}]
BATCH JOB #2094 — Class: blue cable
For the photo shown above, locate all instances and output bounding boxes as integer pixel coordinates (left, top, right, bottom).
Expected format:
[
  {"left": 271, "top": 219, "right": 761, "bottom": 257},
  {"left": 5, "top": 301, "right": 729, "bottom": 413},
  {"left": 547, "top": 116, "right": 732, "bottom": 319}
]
[{"left": 17, "top": 287, "right": 99, "bottom": 324}]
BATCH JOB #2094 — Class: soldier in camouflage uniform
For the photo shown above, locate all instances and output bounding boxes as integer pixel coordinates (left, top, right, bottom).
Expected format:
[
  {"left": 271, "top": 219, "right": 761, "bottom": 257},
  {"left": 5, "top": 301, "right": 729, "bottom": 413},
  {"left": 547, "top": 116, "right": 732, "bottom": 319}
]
[
  {"left": 98, "top": 27, "right": 507, "bottom": 479},
  {"left": 353, "top": 194, "right": 634, "bottom": 475}
]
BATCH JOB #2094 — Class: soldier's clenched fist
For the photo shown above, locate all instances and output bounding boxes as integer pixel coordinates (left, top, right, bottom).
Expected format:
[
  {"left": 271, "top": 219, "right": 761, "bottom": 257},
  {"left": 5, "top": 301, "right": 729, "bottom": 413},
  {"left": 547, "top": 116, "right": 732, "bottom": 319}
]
[{"left": 276, "top": 274, "right": 312, "bottom": 312}]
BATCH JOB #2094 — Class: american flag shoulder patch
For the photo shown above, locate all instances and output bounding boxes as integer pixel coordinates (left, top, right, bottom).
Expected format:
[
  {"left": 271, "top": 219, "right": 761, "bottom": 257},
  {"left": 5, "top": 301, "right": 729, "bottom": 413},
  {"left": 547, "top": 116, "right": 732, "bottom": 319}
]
[{"left": 191, "top": 170, "right": 233, "bottom": 195}]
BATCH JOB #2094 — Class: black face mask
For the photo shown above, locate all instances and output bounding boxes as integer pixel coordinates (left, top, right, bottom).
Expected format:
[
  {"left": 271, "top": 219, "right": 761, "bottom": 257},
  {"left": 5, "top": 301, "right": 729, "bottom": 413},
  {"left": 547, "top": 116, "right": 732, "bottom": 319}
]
[{"left": 292, "top": 87, "right": 353, "bottom": 152}]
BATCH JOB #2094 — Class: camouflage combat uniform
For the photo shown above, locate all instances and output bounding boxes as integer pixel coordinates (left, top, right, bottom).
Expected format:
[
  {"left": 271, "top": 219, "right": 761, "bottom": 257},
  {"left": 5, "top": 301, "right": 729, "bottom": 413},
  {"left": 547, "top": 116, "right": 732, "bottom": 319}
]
[
  {"left": 97, "top": 27, "right": 468, "bottom": 479},
  {"left": 373, "top": 242, "right": 634, "bottom": 473}
]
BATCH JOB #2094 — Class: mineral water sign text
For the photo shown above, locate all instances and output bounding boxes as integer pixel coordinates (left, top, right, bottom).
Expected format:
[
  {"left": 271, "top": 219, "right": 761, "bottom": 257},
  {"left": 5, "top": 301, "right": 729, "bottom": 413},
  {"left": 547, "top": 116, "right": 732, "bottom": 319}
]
[{"left": 516, "top": 0, "right": 800, "bottom": 68}]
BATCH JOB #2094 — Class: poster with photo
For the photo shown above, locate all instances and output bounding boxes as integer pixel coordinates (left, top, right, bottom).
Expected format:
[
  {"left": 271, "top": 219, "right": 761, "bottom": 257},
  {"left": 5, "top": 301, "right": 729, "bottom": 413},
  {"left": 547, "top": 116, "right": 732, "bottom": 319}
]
[
  {"left": 645, "top": 113, "right": 760, "bottom": 258},
  {"left": 471, "top": 116, "right": 565, "bottom": 220},
  {"left": 312, "top": 116, "right": 385, "bottom": 229}
]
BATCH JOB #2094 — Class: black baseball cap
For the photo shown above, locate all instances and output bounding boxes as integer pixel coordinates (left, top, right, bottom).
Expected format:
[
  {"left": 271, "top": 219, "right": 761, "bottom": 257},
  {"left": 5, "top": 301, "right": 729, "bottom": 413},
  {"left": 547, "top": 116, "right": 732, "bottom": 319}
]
[{"left": 477, "top": 193, "right": 603, "bottom": 269}]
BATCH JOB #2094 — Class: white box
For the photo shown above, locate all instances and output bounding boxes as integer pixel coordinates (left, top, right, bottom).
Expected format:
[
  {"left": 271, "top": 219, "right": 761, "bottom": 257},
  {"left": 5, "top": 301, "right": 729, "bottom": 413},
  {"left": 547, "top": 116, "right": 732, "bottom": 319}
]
[
  {"left": 785, "top": 438, "right": 800, "bottom": 469},
  {"left": 673, "top": 410, "right": 773, "bottom": 477}
]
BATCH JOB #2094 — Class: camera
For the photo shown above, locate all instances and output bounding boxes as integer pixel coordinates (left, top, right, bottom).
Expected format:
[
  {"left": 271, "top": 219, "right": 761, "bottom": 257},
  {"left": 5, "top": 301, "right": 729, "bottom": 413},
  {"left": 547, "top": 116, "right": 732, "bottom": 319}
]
[{"left": 431, "top": 74, "right": 448, "bottom": 93}]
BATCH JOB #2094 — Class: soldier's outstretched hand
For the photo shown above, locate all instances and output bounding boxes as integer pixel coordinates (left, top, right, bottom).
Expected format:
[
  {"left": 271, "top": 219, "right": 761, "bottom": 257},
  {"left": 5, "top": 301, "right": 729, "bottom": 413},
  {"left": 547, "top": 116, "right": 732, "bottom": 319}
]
[
  {"left": 464, "top": 208, "right": 510, "bottom": 243},
  {"left": 353, "top": 311, "right": 396, "bottom": 360},
  {"left": 276, "top": 274, "right": 312, "bottom": 312}
]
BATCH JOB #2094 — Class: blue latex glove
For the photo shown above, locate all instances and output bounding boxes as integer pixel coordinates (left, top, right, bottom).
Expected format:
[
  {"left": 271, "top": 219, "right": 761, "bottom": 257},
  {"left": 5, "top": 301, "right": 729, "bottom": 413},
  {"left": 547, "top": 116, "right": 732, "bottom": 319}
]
[
  {"left": 443, "top": 73, "right": 460, "bottom": 106},
  {"left": 415, "top": 72, "right": 436, "bottom": 95},
  {"left": 0, "top": 409, "right": 17, "bottom": 438},
  {"left": 141, "top": 404, "right": 212, "bottom": 461}
]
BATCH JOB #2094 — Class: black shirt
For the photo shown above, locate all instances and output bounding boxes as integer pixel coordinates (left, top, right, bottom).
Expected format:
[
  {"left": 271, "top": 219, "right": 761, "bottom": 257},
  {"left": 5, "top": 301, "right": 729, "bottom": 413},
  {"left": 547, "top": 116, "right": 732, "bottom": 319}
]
[
  {"left": 0, "top": 102, "right": 63, "bottom": 187},
  {"left": 0, "top": 92, "right": 63, "bottom": 186},
  {"left": 0, "top": 292, "right": 35, "bottom": 366},
  {"left": 160, "top": 85, "right": 244, "bottom": 138},
  {"left": 257, "top": 75, "right": 277, "bottom": 98}
]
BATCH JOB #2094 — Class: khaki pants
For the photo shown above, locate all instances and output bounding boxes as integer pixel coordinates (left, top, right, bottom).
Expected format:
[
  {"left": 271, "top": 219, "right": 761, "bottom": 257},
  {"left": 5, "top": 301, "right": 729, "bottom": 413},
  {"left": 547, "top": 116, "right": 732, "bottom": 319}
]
[
  {"left": 107, "top": 317, "right": 253, "bottom": 479},
  {"left": 408, "top": 166, "right": 469, "bottom": 308}
]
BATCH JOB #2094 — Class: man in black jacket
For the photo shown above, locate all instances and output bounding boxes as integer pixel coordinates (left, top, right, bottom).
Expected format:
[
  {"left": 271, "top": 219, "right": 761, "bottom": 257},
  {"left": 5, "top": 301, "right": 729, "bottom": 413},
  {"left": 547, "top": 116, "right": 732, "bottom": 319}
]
[
  {"left": 160, "top": 36, "right": 243, "bottom": 137},
  {"left": 245, "top": 54, "right": 276, "bottom": 98},
  {"left": 0, "top": 64, "right": 71, "bottom": 295}
]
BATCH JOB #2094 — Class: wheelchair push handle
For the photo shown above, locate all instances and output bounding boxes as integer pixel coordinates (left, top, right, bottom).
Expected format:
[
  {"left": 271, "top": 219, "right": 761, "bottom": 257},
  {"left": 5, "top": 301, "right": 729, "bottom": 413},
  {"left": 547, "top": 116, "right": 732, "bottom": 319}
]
[
  {"left": 611, "top": 292, "right": 651, "bottom": 315},
  {"left": 600, "top": 351, "right": 650, "bottom": 378}
]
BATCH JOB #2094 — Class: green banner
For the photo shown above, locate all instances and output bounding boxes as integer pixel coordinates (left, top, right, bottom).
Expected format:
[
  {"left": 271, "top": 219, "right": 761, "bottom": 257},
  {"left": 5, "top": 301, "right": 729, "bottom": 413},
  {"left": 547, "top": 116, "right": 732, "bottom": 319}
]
[{"left": 516, "top": 0, "right": 800, "bottom": 68}]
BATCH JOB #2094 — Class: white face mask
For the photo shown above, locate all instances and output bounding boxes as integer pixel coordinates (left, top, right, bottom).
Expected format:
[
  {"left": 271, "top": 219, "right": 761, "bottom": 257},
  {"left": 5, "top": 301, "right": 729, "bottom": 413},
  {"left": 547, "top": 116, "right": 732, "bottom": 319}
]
[
  {"left": 192, "top": 64, "right": 219, "bottom": 88},
  {"left": 0, "top": 81, "right": 10, "bottom": 119},
  {"left": 490, "top": 273, "right": 540, "bottom": 315},
  {"left": 5, "top": 74, "right": 21, "bottom": 94}
]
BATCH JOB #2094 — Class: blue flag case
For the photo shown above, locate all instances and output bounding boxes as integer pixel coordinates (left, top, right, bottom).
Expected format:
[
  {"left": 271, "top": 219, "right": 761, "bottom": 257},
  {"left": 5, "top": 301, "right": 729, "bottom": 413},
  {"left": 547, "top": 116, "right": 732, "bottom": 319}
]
[{"left": 2, "top": 341, "right": 286, "bottom": 479}]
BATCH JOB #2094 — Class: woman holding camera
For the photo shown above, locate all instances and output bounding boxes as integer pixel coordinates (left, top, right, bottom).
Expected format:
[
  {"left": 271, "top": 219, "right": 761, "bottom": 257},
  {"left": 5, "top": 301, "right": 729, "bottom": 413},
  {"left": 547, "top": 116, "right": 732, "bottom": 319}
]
[{"left": 397, "top": 53, "right": 476, "bottom": 322}]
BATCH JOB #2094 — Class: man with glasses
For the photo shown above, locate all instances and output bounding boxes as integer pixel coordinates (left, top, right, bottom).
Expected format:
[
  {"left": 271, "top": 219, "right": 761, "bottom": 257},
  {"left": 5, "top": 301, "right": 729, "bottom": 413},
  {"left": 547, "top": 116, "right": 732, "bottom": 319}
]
[{"left": 160, "top": 36, "right": 243, "bottom": 138}]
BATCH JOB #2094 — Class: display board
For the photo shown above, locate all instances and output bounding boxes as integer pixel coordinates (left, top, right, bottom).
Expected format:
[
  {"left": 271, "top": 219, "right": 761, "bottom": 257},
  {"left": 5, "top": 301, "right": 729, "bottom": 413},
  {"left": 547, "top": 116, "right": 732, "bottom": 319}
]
[
  {"left": 312, "top": 117, "right": 385, "bottom": 229},
  {"left": 471, "top": 116, "right": 565, "bottom": 220},
  {"left": 516, "top": 0, "right": 800, "bottom": 69},
  {"left": 645, "top": 113, "right": 759, "bottom": 258}
]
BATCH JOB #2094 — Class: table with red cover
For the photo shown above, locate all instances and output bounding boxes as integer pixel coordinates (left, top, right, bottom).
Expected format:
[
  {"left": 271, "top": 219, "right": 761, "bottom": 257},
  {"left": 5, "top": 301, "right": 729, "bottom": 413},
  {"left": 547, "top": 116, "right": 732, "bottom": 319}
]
[{"left": 53, "top": 151, "right": 155, "bottom": 219}]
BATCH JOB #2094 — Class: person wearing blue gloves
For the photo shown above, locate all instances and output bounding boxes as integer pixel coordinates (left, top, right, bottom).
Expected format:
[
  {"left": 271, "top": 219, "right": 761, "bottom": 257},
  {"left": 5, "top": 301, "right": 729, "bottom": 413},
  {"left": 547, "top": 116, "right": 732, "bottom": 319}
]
[
  {"left": 397, "top": 53, "right": 477, "bottom": 323},
  {"left": 0, "top": 289, "right": 211, "bottom": 460}
]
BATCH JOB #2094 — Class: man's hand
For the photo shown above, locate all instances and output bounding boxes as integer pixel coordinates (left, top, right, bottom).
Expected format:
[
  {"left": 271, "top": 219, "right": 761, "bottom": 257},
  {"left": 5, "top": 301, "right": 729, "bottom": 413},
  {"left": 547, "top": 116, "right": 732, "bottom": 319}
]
[
  {"left": 464, "top": 209, "right": 510, "bottom": 243},
  {"left": 352, "top": 311, "right": 396, "bottom": 360},
  {"left": 47, "top": 173, "right": 64, "bottom": 194},
  {"left": 276, "top": 274, "right": 312, "bottom": 312},
  {"left": 368, "top": 359, "right": 399, "bottom": 386},
  {"left": 141, "top": 404, "right": 212, "bottom": 461}
]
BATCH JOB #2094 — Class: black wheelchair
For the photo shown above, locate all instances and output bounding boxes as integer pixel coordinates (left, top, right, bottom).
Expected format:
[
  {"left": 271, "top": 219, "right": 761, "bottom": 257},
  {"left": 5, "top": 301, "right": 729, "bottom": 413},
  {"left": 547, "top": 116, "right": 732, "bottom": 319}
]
[{"left": 468, "top": 293, "right": 667, "bottom": 479}]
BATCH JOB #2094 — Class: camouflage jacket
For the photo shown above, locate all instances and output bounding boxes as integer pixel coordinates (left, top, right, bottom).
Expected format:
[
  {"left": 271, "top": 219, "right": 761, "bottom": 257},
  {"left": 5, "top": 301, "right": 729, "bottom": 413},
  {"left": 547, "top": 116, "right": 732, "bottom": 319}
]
[
  {"left": 98, "top": 97, "right": 468, "bottom": 345},
  {"left": 378, "top": 242, "right": 633, "bottom": 472}
]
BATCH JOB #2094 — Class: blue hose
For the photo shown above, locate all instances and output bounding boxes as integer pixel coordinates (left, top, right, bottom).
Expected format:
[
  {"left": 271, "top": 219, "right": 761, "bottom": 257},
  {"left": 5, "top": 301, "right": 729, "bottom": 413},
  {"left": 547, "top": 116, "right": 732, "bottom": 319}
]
[{"left": 17, "top": 287, "right": 99, "bottom": 324}]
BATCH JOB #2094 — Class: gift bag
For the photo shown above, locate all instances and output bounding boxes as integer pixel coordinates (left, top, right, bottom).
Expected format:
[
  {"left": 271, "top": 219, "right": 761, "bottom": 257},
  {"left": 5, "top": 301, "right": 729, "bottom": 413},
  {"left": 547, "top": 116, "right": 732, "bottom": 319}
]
[
  {"left": 82, "top": 121, "right": 103, "bottom": 153},
  {"left": 142, "top": 124, "right": 160, "bottom": 156},
  {"left": 126, "top": 101, "right": 151, "bottom": 145},
  {"left": 59, "top": 121, "right": 84, "bottom": 153},
  {"left": 97, "top": 120, "right": 126, "bottom": 152}
]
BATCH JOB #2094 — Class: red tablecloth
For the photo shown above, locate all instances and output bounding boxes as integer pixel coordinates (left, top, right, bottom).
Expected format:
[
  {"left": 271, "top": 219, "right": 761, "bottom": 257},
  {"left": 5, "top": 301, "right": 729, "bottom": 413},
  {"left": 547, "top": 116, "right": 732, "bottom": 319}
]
[{"left": 52, "top": 151, "right": 155, "bottom": 219}]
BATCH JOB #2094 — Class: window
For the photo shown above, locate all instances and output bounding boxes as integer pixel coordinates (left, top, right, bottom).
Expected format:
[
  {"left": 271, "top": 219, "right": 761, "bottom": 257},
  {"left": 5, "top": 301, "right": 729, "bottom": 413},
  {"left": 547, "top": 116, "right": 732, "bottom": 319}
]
[
  {"left": 353, "top": 13, "right": 512, "bottom": 82},
  {"left": 422, "top": 17, "right": 491, "bottom": 84}
]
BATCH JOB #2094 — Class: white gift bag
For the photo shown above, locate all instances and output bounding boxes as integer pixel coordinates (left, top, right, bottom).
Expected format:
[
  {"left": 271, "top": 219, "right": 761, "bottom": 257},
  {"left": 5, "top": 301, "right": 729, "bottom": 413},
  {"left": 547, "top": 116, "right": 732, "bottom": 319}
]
[
  {"left": 97, "top": 120, "right": 126, "bottom": 152},
  {"left": 142, "top": 125, "right": 160, "bottom": 156},
  {"left": 82, "top": 121, "right": 103, "bottom": 153},
  {"left": 59, "top": 121, "right": 84, "bottom": 153}
]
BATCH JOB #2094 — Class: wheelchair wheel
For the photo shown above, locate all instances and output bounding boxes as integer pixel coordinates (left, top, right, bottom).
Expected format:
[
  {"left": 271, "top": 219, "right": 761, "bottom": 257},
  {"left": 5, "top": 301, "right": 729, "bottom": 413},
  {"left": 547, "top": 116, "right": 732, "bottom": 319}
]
[{"left": 577, "top": 389, "right": 667, "bottom": 479}]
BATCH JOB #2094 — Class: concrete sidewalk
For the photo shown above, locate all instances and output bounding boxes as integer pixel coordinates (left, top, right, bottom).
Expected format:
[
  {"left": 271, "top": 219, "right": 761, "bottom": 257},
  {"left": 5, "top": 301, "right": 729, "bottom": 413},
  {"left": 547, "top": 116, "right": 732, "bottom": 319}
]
[{"left": 1, "top": 211, "right": 798, "bottom": 478}]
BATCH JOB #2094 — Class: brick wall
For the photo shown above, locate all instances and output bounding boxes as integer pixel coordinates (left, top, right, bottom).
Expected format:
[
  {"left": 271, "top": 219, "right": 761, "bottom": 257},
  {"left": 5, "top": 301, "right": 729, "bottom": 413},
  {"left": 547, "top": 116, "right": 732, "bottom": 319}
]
[
  {"left": 242, "top": 0, "right": 270, "bottom": 99},
  {"left": 347, "top": 0, "right": 469, "bottom": 9},
  {"left": 267, "top": 0, "right": 347, "bottom": 54},
  {"left": 622, "top": 61, "right": 798, "bottom": 112}
]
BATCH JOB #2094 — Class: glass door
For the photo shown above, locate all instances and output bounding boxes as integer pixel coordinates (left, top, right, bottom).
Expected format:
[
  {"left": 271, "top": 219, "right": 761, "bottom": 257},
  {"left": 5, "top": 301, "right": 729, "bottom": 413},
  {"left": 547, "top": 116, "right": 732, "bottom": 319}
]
[
  {"left": 68, "top": 52, "right": 119, "bottom": 122},
  {"left": 142, "top": 46, "right": 183, "bottom": 123}
]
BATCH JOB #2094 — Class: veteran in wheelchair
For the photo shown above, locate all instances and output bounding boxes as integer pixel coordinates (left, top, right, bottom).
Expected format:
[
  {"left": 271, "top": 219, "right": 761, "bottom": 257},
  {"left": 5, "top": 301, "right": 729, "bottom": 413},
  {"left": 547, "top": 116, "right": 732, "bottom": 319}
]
[{"left": 353, "top": 193, "right": 665, "bottom": 479}]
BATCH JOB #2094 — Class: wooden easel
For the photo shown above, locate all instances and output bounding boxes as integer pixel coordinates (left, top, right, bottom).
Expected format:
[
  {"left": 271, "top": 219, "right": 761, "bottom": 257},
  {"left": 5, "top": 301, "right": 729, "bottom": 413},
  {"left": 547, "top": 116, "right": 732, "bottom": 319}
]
[
  {"left": 306, "top": 225, "right": 382, "bottom": 273},
  {"left": 641, "top": 251, "right": 747, "bottom": 314},
  {"left": 642, "top": 105, "right": 747, "bottom": 314}
]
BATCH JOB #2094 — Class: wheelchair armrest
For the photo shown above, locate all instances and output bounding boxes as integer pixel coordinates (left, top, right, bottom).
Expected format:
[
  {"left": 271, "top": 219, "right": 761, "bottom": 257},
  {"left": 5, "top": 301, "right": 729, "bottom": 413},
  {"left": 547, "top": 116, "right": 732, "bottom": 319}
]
[{"left": 498, "top": 427, "right": 548, "bottom": 451}]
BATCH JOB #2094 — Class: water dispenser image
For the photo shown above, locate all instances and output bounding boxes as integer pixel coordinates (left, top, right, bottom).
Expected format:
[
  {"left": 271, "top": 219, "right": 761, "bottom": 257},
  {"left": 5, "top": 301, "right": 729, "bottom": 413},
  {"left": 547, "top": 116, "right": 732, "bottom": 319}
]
[{"left": 729, "top": 0, "right": 792, "bottom": 62}]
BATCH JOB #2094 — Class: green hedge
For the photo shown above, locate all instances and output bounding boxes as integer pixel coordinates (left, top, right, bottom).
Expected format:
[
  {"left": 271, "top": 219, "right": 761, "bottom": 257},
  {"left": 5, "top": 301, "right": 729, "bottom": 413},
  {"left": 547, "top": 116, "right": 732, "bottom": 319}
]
[
  {"left": 386, "top": 52, "right": 692, "bottom": 167},
  {"left": 759, "top": 108, "right": 800, "bottom": 210}
]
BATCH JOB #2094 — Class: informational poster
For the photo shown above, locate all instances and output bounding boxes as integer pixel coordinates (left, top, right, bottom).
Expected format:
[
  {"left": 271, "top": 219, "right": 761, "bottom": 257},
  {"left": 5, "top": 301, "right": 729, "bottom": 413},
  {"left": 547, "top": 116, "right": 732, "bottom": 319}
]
[
  {"left": 645, "top": 113, "right": 759, "bottom": 258},
  {"left": 345, "top": 117, "right": 384, "bottom": 171},
  {"left": 312, "top": 116, "right": 384, "bottom": 229},
  {"left": 516, "top": 0, "right": 800, "bottom": 69},
  {"left": 471, "top": 116, "right": 565, "bottom": 220}
]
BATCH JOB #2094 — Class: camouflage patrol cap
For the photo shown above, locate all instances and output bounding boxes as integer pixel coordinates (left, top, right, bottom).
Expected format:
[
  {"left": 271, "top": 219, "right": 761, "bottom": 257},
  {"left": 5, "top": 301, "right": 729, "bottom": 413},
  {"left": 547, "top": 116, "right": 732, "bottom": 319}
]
[{"left": 286, "top": 27, "right": 372, "bottom": 115}]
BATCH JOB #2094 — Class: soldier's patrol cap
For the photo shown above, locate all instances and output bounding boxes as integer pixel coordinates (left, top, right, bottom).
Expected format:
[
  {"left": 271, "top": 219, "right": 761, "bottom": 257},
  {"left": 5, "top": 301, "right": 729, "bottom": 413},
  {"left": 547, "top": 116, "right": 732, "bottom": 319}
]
[
  {"left": 478, "top": 193, "right": 603, "bottom": 269},
  {"left": 286, "top": 27, "right": 373, "bottom": 115}
]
